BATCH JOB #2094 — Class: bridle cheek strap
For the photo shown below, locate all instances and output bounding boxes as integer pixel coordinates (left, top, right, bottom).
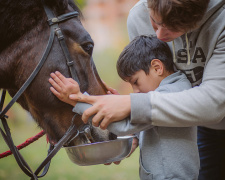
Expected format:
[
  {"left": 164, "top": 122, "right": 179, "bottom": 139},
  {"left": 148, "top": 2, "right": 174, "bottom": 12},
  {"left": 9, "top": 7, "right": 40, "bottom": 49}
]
[
  {"left": 55, "top": 28, "right": 80, "bottom": 84},
  {"left": 43, "top": 1, "right": 80, "bottom": 84}
]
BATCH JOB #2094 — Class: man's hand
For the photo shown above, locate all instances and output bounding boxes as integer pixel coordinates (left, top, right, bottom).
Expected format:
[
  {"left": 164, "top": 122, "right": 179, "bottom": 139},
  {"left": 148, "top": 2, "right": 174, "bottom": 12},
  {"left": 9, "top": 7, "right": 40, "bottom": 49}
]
[
  {"left": 102, "top": 81, "right": 120, "bottom": 95},
  {"left": 69, "top": 94, "right": 131, "bottom": 129},
  {"left": 49, "top": 71, "right": 82, "bottom": 106}
]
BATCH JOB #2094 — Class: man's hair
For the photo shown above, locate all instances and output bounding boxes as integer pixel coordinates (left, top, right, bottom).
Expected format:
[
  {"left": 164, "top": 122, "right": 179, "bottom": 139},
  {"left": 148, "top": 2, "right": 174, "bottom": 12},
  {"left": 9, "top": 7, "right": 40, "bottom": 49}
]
[
  {"left": 148, "top": 0, "right": 210, "bottom": 31},
  {"left": 117, "top": 35, "right": 174, "bottom": 81}
]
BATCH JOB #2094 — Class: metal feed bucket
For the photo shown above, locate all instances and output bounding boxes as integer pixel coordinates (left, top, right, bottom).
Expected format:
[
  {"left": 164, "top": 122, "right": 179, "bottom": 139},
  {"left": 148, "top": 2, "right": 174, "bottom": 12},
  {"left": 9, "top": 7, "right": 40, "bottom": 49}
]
[{"left": 64, "top": 136, "right": 134, "bottom": 166}]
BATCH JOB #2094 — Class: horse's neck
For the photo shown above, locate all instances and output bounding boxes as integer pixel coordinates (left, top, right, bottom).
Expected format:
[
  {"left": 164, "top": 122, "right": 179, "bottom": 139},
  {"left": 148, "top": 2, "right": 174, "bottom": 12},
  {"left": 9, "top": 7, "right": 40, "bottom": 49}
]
[{"left": 0, "top": 1, "right": 43, "bottom": 53}]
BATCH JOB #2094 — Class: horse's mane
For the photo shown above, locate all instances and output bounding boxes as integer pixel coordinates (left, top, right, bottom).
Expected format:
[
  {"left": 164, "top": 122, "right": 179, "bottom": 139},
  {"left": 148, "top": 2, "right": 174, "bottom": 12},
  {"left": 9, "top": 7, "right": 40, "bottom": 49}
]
[{"left": 0, "top": 0, "right": 81, "bottom": 53}]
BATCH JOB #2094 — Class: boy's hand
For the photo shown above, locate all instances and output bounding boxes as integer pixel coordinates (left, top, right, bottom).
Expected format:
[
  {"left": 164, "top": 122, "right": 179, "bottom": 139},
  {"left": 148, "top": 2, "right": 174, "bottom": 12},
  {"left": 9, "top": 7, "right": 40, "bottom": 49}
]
[
  {"left": 49, "top": 71, "right": 82, "bottom": 106},
  {"left": 127, "top": 137, "right": 139, "bottom": 157}
]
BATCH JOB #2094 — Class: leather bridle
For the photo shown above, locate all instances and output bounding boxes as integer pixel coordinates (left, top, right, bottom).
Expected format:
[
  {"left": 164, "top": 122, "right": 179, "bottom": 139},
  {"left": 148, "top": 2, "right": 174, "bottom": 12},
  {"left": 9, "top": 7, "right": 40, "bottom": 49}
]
[{"left": 0, "top": 1, "right": 90, "bottom": 179}]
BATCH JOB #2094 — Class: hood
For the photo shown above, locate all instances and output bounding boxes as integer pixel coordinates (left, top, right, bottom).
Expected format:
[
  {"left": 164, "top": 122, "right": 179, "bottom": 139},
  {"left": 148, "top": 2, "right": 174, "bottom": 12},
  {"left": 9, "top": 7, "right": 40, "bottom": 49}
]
[
  {"left": 197, "top": 0, "right": 225, "bottom": 29},
  {"left": 172, "top": 0, "right": 225, "bottom": 65}
]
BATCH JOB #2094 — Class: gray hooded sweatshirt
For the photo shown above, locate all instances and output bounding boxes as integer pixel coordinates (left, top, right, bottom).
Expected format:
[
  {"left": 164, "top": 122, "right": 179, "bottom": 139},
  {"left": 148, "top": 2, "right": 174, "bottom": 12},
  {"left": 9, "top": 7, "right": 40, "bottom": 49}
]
[
  {"left": 74, "top": 71, "right": 199, "bottom": 180},
  {"left": 127, "top": 0, "right": 225, "bottom": 130}
]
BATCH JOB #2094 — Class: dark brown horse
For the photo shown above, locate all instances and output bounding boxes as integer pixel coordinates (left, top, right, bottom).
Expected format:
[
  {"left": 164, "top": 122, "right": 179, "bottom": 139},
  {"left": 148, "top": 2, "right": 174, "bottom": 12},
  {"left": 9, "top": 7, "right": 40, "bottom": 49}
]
[{"left": 0, "top": 0, "right": 115, "bottom": 149}]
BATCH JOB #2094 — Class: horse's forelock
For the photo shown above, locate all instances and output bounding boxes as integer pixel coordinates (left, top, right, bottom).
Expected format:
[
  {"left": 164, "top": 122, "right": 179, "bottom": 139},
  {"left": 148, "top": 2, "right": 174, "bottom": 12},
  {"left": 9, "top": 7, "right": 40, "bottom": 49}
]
[
  {"left": 0, "top": 1, "right": 44, "bottom": 52},
  {"left": 44, "top": 0, "right": 82, "bottom": 17},
  {"left": 45, "top": 0, "right": 67, "bottom": 13},
  {"left": 69, "top": 0, "right": 83, "bottom": 17}
]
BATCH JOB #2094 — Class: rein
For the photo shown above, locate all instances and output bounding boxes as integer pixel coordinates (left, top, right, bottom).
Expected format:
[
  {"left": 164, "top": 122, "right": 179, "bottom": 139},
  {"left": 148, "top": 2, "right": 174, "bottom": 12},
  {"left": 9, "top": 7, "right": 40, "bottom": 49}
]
[
  {"left": 0, "top": 130, "right": 45, "bottom": 159},
  {"left": 0, "top": 1, "right": 84, "bottom": 179}
]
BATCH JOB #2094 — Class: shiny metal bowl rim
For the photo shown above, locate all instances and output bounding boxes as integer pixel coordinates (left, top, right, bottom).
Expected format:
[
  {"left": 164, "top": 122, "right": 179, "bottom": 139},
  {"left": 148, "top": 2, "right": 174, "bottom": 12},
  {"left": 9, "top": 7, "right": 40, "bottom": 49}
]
[{"left": 64, "top": 135, "right": 135, "bottom": 148}]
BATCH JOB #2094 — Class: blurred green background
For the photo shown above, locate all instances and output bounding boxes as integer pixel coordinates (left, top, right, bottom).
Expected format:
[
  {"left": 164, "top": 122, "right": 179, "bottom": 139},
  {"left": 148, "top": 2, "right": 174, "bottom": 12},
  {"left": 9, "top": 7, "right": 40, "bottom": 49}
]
[{"left": 0, "top": 0, "right": 140, "bottom": 179}]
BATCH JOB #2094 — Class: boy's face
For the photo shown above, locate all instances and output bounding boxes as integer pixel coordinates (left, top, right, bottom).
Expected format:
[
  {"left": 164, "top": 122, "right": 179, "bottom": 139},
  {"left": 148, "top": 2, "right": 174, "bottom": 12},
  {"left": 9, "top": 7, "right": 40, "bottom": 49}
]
[{"left": 127, "top": 68, "right": 161, "bottom": 93}]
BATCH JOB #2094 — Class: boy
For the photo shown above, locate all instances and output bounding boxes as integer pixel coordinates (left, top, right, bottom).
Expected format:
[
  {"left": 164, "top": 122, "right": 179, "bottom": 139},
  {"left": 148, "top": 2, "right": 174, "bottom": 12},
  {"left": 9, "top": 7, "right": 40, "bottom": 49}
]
[{"left": 49, "top": 36, "right": 199, "bottom": 179}]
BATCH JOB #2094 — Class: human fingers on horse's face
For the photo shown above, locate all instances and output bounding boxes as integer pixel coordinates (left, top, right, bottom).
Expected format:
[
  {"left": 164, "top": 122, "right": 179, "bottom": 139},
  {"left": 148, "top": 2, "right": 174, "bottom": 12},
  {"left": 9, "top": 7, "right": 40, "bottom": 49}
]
[
  {"left": 50, "top": 86, "right": 76, "bottom": 106},
  {"left": 101, "top": 81, "right": 119, "bottom": 95},
  {"left": 50, "top": 86, "right": 62, "bottom": 99},
  {"left": 107, "top": 91, "right": 112, "bottom": 94},
  {"left": 68, "top": 78, "right": 81, "bottom": 93},
  {"left": 55, "top": 71, "right": 69, "bottom": 84},
  {"left": 109, "top": 88, "right": 120, "bottom": 95},
  {"left": 50, "top": 73, "right": 76, "bottom": 95},
  {"left": 82, "top": 106, "right": 98, "bottom": 124},
  {"left": 68, "top": 78, "right": 79, "bottom": 85},
  {"left": 53, "top": 73, "right": 78, "bottom": 95},
  {"left": 49, "top": 77, "right": 63, "bottom": 93},
  {"left": 50, "top": 73, "right": 65, "bottom": 88}
]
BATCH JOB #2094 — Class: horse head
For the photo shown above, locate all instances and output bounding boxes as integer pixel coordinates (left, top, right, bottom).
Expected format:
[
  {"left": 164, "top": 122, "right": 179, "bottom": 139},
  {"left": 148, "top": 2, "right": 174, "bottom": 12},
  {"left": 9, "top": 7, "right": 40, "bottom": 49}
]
[{"left": 0, "top": 0, "right": 116, "bottom": 146}]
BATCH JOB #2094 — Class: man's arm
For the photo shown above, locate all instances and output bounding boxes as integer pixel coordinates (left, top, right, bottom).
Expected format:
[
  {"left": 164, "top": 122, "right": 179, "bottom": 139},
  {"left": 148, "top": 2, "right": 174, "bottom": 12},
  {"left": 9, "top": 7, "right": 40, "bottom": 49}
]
[
  {"left": 74, "top": 97, "right": 153, "bottom": 135},
  {"left": 70, "top": 94, "right": 131, "bottom": 130}
]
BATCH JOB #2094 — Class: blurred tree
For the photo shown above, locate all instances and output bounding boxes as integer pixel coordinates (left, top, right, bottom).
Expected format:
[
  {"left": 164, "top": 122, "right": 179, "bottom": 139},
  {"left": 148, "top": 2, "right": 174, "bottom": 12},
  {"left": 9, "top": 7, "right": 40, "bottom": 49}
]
[{"left": 74, "top": 0, "right": 86, "bottom": 9}]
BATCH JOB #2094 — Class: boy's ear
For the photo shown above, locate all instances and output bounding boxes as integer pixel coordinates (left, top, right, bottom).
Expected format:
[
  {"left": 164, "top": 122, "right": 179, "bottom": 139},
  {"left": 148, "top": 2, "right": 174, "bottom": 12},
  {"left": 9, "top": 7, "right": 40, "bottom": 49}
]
[{"left": 151, "top": 59, "right": 164, "bottom": 75}]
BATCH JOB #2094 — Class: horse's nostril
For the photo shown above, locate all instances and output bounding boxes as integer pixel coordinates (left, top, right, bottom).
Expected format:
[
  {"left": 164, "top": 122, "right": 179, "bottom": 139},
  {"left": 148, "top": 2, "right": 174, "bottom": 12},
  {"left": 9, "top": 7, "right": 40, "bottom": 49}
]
[{"left": 81, "top": 43, "right": 93, "bottom": 56}]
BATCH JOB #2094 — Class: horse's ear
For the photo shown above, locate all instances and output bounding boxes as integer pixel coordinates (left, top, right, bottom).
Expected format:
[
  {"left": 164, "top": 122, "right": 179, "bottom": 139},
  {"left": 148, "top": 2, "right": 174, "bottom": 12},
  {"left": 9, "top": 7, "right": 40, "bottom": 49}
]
[
  {"left": 56, "top": 0, "right": 68, "bottom": 10},
  {"left": 44, "top": 0, "right": 68, "bottom": 12}
]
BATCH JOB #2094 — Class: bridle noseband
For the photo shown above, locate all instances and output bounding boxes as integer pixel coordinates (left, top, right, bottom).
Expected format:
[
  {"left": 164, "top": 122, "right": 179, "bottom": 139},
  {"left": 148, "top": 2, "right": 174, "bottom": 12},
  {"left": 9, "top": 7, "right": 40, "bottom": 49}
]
[{"left": 0, "top": 1, "right": 90, "bottom": 179}]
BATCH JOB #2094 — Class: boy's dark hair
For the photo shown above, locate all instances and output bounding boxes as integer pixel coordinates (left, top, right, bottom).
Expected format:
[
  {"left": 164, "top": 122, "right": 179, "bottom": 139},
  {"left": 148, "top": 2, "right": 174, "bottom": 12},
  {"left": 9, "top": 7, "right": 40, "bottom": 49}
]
[
  {"left": 117, "top": 35, "right": 174, "bottom": 81},
  {"left": 148, "top": 0, "right": 210, "bottom": 32}
]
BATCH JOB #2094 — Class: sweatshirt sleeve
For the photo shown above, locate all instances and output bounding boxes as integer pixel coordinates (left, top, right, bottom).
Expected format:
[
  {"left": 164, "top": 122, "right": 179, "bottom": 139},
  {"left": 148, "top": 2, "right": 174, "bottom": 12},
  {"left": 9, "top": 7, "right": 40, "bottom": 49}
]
[
  {"left": 107, "top": 119, "right": 153, "bottom": 136},
  {"left": 131, "top": 31, "right": 225, "bottom": 127},
  {"left": 73, "top": 101, "right": 153, "bottom": 136},
  {"left": 72, "top": 102, "right": 93, "bottom": 123}
]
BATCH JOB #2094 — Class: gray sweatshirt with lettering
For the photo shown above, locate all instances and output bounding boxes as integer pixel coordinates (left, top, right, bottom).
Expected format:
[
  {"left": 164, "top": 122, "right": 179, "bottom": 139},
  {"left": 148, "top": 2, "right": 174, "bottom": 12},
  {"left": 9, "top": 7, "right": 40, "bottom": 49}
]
[
  {"left": 74, "top": 71, "right": 199, "bottom": 180},
  {"left": 127, "top": 0, "right": 225, "bottom": 130}
]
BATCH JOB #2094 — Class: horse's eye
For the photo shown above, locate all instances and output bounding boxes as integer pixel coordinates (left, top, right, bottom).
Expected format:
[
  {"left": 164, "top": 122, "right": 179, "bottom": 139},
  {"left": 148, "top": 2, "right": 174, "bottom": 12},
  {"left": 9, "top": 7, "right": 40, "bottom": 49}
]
[{"left": 81, "top": 43, "right": 94, "bottom": 56}]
